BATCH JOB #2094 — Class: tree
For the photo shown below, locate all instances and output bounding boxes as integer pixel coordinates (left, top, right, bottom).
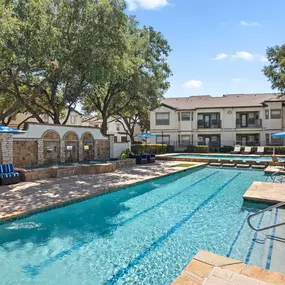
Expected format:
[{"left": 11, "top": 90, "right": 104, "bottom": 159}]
[
  {"left": 263, "top": 45, "right": 285, "bottom": 95},
  {"left": 0, "top": 0, "right": 128, "bottom": 125},
  {"left": 83, "top": 22, "right": 172, "bottom": 136}
]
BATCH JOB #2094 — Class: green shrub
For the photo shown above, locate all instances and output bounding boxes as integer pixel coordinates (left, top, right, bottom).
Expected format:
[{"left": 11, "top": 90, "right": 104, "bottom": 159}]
[
  {"left": 131, "top": 144, "right": 167, "bottom": 154},
  {"left": 264, "top": 146, "right": 285, "bottom": 154},
  {"left": 120, "top": 149, "right": 131, "bottom": 159},
  {"left": 220, "top": 146, "right": 234, "bottom": 153},
  {"left": 186, "top": 145, "right": 209, "bottom": 153}
]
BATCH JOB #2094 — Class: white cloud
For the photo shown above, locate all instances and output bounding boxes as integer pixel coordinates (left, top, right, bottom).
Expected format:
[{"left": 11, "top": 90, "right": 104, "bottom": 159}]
[
  {"left": 126, "top": 0, "right": 169, "bottom": 11},
  {"left": 182, "top": 80, "right": 203, "bottom": 89},
  {"left": 214, "top": 53, "right": 229, "bottom": 60},
  {"left": 213, "top": 51, "right": 267, "bottom": 62},
  {"left": 240, "top": 20, "right": 261, "bottom": 27}
]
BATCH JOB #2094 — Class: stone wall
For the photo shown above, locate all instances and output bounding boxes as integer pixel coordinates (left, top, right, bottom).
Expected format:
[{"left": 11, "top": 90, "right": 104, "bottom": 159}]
[
  {"left": 94, "top": 140, "right": 110, "bottom": 160},
  {"left": 17, "top": 159, "right": 135, "bottom": 181},
  {"left": 13, "top": 140, "right": 38, "bottom": 167},
  {"left": 0, "top": 126, "right": 112, "bottom": 166}
]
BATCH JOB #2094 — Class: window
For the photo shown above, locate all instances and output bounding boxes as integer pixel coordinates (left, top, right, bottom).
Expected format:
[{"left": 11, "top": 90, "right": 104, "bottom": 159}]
[
  {"left": 265, "top": 134, "right": 270, "bottom": 145},
  {"left": 248, "top": 113, "right": 256, "bottom": 125},
  {"left": 181, "top": 112, "right": 191, "bottom": 121},
  {"left": 156, "top": 135, "right": 170, "bottom": 144},
  {"left": 121, "top": 136, "right": 127, "bottom": 142},
  {"left": 70, "top": 115, "right": 76, "bottom": 124},
  {"left": 271, "top": 133, "right": 281, "bottom": 145},
  {"left": 116, "top": 124, "right": 120, "bottom": 131},
  {"left": 198, "top": 113, "right": 220, "bottom": 128},
  {"left": 271, "top": 109, "right": 281, "bottom": 119},
  {"left": 181, "top": 135, "right": 190, "bottom": 145},
  {"left": 114, "top": 136, "right": 118, "bottom": 143},
  {"left": 265, "top": 110, "right": 269, "bottom": 120},
  {"left": 156, "top": 113, "right": 169, "bottom": 125}
]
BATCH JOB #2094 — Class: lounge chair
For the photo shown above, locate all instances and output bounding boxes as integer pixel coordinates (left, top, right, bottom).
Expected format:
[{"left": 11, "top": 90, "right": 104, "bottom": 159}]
[
  {"left": 256, "top": 147, "right": 264, "bottom": 155},
  {"left": 242, "top": 147, "right": 252, "bottom": 154},
  {"left": 208, "top": 159, "right": 221, "bottom": 167},
  {"left": 220, "top": 159, "right": 235, "bottom": 167},
  {"left": 231, "top": 145, "right": 241, "bottom": 154},
  {"left": 245, "top": 160, "right": 256, "bottom": 166}
]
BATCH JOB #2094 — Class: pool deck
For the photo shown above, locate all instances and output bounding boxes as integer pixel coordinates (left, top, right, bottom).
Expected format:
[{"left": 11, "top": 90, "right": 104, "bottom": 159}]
[
  {"left": 0, "top": 161, "right": 204, "bottom": 223},
  {"left": 243, "top": 181, "right": 285, "bottom": 204},
  {"left": 172, "top": 251, "right": 285, "bottom": 285}
]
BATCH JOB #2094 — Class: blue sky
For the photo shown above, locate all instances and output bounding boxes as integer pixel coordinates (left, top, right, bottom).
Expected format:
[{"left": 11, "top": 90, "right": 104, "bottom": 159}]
[{"left": 126, "top": 0, "right": 285, "bottom": 98}]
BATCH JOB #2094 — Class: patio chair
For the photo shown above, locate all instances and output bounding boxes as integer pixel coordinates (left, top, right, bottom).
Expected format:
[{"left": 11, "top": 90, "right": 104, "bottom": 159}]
[
  {"left": 147, "top": 154, "right": 155, "bottom": 163},
  {"left": 242, "top": 146, "right": 252, "bottom": 154},
  {"left": 231, "top": 145, "right": 241, "bottom": 154},
  {"left": 0, "top": 164, "right": 20, "bottom": 186},
  {"left": 256, "top": 146, "right": 264, "bottom": 155},
  {"left": 135, "top": 154, "right": 147, "bottom": 165}
]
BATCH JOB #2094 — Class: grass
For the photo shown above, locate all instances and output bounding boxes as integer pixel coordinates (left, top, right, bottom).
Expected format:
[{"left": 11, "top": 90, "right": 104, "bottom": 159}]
[{"left": 173, "top": 163, "right": 196, "bottom": 168}]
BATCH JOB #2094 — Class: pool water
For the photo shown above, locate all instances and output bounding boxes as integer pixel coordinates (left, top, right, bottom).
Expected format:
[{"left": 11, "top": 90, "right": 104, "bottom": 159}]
[
  {"left": 0, "top": 167, "right": 273, "bottom": 284},
  {"left": 171, "top": 153, "right": 273, "bottom": 162},
  {"left": 24, "top": 160, "right": 110, "bottom": 169}
]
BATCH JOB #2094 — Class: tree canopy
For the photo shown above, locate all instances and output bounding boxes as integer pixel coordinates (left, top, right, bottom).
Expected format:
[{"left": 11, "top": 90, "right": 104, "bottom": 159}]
[
  {"left": 0, "top": 0, "right": 172, "bottom": 132},
  {"left": 82, "top": 23, "right": 172, "bottom": 135},
  {"left": 263, "top": 44, "right": 285, "bottom": 95}
]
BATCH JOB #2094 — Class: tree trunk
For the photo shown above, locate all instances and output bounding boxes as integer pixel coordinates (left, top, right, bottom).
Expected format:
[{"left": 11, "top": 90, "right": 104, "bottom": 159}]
[{"left": 101, "top": 114, "right": 108, "bottom": 136}]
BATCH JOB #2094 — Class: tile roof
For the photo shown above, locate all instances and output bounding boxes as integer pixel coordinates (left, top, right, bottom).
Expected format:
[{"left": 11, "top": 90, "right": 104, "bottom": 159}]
[{"left": 162, "top": 93, "right": 283, "bottom": 110}]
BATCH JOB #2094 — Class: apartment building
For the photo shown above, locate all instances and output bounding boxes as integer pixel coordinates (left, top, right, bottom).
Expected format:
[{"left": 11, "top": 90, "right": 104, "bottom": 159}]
[
  {"left": 150, "top": 93, "right": 285, "bottom": 150},
  {"left": 82, "top": 117, "right": 141, "bottom": 143},
  {"left": 8, "top": 109, "right": 83, "bottom": 129}
]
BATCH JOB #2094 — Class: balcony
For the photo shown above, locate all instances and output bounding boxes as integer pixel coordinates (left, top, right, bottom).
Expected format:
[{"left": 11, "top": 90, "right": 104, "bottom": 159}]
[
  {"left": 236, "top": 119, "right": 262, "bottom": 128},
  {"left": 197, "top": 120, "right": 222, "bottom": 129}
]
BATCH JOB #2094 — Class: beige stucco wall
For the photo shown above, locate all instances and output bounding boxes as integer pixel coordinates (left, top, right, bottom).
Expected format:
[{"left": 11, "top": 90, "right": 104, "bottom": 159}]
[{"left": 150, "top": 103, "right": 285, "bottom": 146}]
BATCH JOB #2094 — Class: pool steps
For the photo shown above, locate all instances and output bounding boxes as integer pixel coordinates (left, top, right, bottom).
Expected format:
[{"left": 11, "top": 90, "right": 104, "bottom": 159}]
[{"left": 227, "top": 207, "right": 285, "bottom": 274}]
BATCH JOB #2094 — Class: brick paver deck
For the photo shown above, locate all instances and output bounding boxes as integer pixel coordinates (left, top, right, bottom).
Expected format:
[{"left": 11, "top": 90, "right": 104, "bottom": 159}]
[{"left": 0, "top": 161, "right": 203, "bottom": 222}]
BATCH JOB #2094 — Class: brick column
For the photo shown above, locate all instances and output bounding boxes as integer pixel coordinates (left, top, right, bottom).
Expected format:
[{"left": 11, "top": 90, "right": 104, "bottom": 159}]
[
  {"left": 0, "top": 133, "right": 13, "bottom": 164},
  {"left": 37, "top": 139, "right": 44, "bottom": 165},
  {"left": 79, "top": 140, "right": 84, "bottom": 161},
  {"left": 60, "top": 140, "right": 65, "bottom": 163},
  {"left": 109, "top": 135, "right": 114, "bottom": 159}
]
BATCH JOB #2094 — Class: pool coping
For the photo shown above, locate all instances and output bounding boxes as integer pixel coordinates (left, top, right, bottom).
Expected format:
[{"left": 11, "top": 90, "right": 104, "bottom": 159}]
[
  {"left": 172, "top": 251, "right": 285, "bottom": 285},
  {"left": 157, "top": 153, "right": 280, "bottom": 167},
  {"left": 0, "top": 163, "right": 206, "bottom": 225}
]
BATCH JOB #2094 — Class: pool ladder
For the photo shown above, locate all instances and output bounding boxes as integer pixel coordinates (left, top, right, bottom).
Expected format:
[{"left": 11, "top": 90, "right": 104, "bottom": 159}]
[
  {"left": 247, "top": 201, "right": 285, "bottom": 232},
  {"left": 266, "top": 167, "right": 285, "bottom": 183}
]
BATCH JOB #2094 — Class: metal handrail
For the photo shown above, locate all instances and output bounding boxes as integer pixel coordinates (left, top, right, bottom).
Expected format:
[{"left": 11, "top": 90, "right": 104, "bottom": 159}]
[{"left": 247, "top": 201, "right": 285, "bottom": 232}]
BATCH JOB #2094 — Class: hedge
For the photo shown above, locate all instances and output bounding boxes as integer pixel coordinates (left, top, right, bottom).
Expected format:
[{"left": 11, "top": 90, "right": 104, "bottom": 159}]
[
  {"left": 186, "top": 145, "right": 209, "bottom": 153},
  {"left": 131, "top": 144, "right": 167, "bottom": 154}
]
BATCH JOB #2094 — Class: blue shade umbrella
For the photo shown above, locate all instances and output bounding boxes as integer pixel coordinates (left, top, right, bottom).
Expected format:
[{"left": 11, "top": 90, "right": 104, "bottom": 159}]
[
  {"left": 272, "top": 132, "right": 285, "bottom": 138},
  {"left": 0, "top": 125, "right": 25, "bottom": 133},
  {"left": 135, "top": 133, "right": 157, "bottom": 139}
]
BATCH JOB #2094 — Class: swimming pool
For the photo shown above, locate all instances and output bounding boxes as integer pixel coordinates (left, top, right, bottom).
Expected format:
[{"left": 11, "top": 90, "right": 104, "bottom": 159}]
[
  {"left": 170, "top": 153, "right": 273, "bottom": 162},
  {"left": 0, "top": 167, "right": 281, "bottom": 284}
]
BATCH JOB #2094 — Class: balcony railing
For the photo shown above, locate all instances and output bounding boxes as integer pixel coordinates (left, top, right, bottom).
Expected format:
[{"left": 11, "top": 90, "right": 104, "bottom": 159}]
[
  {"left": 197, "top": 120, "right": 222, "bottom": 129},
  {"left": 236, "top": 119, "right": 262, "bottom": 128}
]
